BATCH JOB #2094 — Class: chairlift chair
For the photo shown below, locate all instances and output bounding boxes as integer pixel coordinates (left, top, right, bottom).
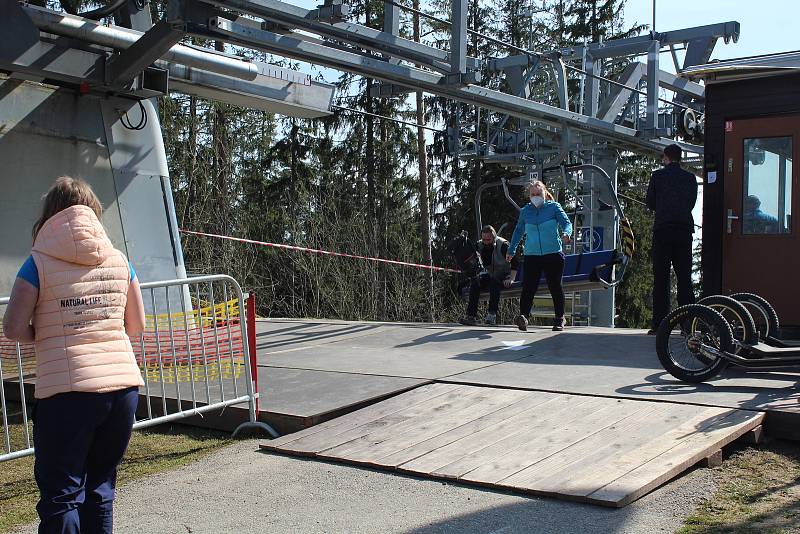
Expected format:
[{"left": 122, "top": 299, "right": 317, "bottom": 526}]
[{"left": 452, "top": 162, "right": 636, "bottom": 301}]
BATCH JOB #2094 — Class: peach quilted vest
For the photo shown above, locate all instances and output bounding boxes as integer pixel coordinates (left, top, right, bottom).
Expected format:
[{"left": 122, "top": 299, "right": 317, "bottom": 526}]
[{"left": 30, "top": 205, "right": 144, "bottom": 399}]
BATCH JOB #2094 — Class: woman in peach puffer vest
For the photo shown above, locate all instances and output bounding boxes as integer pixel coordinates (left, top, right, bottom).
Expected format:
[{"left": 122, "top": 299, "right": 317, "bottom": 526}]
[{"left": 3, "top": 176, "right": 146, "bottom": 534}]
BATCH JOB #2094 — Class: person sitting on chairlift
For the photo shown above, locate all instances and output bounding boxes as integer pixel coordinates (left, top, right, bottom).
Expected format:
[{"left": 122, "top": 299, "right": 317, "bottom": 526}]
[{"left": 460, "top": 225, "right": 518, "bottom": 326}]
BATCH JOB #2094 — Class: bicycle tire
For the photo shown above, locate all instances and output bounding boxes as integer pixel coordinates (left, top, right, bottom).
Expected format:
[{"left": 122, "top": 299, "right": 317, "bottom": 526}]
[
  {"left": 656, "top": 304, "right": 733, "bottom": 383},
  {"left": 731, "top": 292, "right": 780, "bottom": 339},
  {"left": 697, "top": 295, "right": 758, "bottom": 348}
]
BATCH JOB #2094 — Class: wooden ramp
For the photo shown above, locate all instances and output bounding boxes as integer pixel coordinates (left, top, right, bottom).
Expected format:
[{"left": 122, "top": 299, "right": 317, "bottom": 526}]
[{"left": 262, "top": 383, "right": 765, "bottom": 507}]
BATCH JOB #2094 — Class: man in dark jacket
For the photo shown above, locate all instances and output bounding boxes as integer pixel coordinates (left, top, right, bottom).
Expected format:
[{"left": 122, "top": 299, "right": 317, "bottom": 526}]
[
  {"left": 646, "top": 144, "right": 698, "bottom": 334},
  {"left": 460, "top": 225, "right": 518, "bottom": 326}
]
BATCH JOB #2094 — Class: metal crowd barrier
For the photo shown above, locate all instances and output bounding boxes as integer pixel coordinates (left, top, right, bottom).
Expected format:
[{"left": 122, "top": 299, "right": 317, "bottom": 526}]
[{"left": 0, "top": 274, "right": 276, "bottom": 464}]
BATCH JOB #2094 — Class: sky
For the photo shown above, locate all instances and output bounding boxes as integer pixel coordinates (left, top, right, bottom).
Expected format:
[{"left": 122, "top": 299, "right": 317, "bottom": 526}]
[{"left": 624, "top": 0, "right": 797, "bottom": 62}]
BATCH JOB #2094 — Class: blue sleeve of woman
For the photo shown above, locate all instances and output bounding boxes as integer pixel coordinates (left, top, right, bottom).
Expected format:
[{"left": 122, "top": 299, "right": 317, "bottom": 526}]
[
  {"left": 508, "top": 206, "right": 527, "bottom": 255},
  {"left": 17, "top": 256, "right": 39, "bottom": 288},
  {"left": 555, "top": 202, "right": 573, "bottom": 236}
]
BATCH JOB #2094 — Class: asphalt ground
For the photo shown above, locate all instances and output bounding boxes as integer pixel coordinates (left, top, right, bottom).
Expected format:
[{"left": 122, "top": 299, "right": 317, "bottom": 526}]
[{"left": 11, "top": 439, "right": 716, "bottom": 534}]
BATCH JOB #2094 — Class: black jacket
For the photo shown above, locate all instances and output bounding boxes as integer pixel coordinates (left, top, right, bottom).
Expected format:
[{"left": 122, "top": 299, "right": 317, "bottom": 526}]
[
  {"left": 476, "top": 238, "right": 518, "bottom": 281},
  {"left": 646, "top": 162, "right": 698, "bottom": 233}
]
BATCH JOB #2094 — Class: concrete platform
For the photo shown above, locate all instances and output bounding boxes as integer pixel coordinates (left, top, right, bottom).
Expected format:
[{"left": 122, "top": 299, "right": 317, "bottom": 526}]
[
  {"left": 254, "top": 319, "right": 800, "bottom": 438},
  {"left": 257, "top": 367, "right": 427, "bottom": 434}
]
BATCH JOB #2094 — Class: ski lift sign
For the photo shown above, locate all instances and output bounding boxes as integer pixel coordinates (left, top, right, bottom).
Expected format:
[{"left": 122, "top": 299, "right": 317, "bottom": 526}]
[{"left": 579, "top": 226, "right": 604, "bottom": 252}]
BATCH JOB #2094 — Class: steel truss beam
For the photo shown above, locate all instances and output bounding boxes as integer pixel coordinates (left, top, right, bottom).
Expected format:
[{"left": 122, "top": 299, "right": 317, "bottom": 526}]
[
  {"left": 199, "top": 0, "right": 479, "bottom": 73},
  {"left": 23, "top": 5, "right": 259, "bottom": 80},
  {"left": 12, "top": 0, "right": 731, "bottom": 156},
  {"left": 482, "top": 20, "right": 727, "bottom": 150},
  {"left": 556, "top": 22, "right": 740, "bottom": 61},
  {"left": 107, "top": 20, "right": 185, "bottom": 86},
  {"left": 204, "top": 16, "right": 692, "bottom": 155},
  {"left": 597, "top": 63, "right": 643, "bottom": 123},
  {"left": 9, "top": 3, "right": 334, "bottom": 118}
]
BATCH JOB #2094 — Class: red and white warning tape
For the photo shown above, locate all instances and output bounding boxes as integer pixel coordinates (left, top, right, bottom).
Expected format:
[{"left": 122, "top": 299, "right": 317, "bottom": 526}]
[{"left": 180, "top": 230, "right": 461, "bottom": 273}]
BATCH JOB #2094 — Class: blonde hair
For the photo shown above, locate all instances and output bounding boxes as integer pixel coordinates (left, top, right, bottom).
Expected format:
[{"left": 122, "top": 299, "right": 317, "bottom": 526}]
[
  {"left": 33, "top": 176, "right": 103, "bottom": 240},
  {"left": 529, "top": 180, "right": 555, "bottom": 201}
]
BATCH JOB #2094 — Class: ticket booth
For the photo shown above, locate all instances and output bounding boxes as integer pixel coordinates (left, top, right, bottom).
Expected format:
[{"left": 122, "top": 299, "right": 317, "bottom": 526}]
[{"left": 686, "top": 53, "right": 800, "bottom": 332}]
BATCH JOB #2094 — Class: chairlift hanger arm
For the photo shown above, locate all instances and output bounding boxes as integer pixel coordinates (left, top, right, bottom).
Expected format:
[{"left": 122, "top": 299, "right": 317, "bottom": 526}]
[
  {"left": 474, "top": 176, "right": 530, "bottom": 236},
  {"left": 542, "top": 162, "right": 626, "bottom": 219},
  {"left": 500, "top": 178, "right": 521, "bottom": 212}
]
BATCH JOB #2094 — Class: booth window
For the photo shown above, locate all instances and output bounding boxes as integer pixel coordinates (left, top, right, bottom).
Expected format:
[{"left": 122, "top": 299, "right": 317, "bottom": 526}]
[{"left": 742, "top": 137, "right": 793, "bottom": 235}]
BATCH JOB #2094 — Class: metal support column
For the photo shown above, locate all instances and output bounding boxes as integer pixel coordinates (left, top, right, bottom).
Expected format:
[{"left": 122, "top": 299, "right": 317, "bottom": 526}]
[
  {"left": 645, "top": 39, "right": 660, "bottom": 135},
  {"left": 551, "top": 54, "right": 569, "bottom": 111},
  {"left": 383, "top": 0, "right": 400, "bottom": 64},
  {"left": 584, "top": 53, "right": 599, "bottom": 118},
  {"left": 114, "top": 0, "right": 154, "bottom": 31},
  {"left": 504, "top": 65, "right": 532, "bottom": 154},
  {"left": 449, "top": 0, "right": 467, "bottom": 82},
  {"left": 589, "top": 148, "right": 619, "bottom": 327},
  {"left": 370, "top": 0, "right": 408, "bottom": 96}
]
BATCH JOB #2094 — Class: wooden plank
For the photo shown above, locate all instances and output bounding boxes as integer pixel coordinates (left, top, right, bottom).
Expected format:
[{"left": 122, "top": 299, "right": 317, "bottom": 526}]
[
  {"left": 504, "top": 402, "right": 706, "bottom": 492},
  {"left": 460, "top": 398, "right": 646, "bottom": 485},
  {"left": 500, "top": 400, "right": 669, "bottom": 489},
  {"left": 265, "top": 383, "right": 767, "bottom": 508},
  {"left": 378, "top": 390, "right": 557, "bottom": 468},
  {"left": 422, "top": 395, "right": 606, "bottom": 480},
  {"left": 537, "top": 405, "right": 735, "bottom": 502},
  {"left": 586, "top": 409, "right": 765, "bottom": 507},
  {"left": 276, "top": 385, "right": 478, "bottom": 454},
  {"left": 316, "top": 386, "right": 515, "bottom": 460},
  {"left": 397, "top": 393, "right": 585, "bottom": 475},
  {"left": 322, "top": 388, "right": 531, "bottom": 465},
  {"left": 263, "top": 383, "right": 461, "bottom": 449}
]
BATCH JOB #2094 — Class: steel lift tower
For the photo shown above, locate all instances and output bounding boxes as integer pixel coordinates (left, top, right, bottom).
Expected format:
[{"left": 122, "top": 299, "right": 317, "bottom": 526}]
[{"left": 1, "top": 0, "right": 739, "bottom": 325}]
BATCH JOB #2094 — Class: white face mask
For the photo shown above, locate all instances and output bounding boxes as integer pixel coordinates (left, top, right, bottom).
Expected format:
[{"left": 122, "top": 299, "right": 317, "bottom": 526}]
[{"left": 531, "top": 195, "right": 544, "bottom": 208}]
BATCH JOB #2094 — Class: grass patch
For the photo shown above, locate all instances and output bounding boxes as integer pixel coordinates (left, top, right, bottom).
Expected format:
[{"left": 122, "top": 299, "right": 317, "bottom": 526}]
[
  {"left": 678, "top": 439, "right": 800, "bottom": 534},
  {"left": 0, "top": 402, "right": 232, "bottom": 534}
]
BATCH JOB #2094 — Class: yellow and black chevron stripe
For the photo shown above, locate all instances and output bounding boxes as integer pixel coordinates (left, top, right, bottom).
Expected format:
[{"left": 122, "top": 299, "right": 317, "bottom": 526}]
[{"left": 620, "top": 217, "right": 635, "bottom": 259}]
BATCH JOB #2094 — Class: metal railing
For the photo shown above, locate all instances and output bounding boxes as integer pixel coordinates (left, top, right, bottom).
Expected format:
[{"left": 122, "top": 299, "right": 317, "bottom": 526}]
[
  {"left": 0, "top": 301, "right": 34, "bottom": 461},
  {"left": 1, "top": 274, "right": 276, "bottom": 464}
]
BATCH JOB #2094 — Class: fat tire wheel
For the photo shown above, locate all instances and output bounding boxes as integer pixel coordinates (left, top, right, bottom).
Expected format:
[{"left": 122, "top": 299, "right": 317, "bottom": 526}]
[
  {"left": 731, "top": 292, "right": 780, "bottom": 339},
  {"left": 698, "top": 295, "right": 758, "bottom": 348},
  {"left": 656, "top": 304, "right": 733, "bottom": 383}
]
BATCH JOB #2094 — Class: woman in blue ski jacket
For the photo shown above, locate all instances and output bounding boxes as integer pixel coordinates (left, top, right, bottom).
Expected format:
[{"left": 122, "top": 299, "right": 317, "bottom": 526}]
[{"left": 506, "top": 180, "right": 573, "bottom": 332}]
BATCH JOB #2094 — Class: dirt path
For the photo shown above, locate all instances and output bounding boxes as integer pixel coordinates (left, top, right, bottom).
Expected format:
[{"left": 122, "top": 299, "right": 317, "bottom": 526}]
[{"left": 12, "top": 439, "right": 719, "bottom": 534}]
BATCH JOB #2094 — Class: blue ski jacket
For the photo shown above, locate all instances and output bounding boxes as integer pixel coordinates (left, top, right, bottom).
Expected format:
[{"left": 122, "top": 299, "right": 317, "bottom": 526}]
[{"left": 509, "top": 200, "right": 573, "bottom": 256}]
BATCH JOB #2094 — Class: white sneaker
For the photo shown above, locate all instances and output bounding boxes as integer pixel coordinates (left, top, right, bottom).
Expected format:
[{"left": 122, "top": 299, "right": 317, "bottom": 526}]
[{"left": 484, "top": 313, "right": 497, "bottom": 325}]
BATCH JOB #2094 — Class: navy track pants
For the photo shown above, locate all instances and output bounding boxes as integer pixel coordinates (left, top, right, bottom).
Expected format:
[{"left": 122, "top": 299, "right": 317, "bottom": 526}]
[{"left": 33, "top": 387, "right": 138, "bottom": 534}]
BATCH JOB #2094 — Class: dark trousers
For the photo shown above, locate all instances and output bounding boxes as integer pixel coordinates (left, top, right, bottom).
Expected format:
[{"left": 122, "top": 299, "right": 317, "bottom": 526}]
[
  {"left": 33, "top": 387, "right": 138, "bottom": 534},
  {"left": 467, "top": 275, "right": 502, "bottom": 316},
  {"left": 519, "top": 253, "right": 565, "bottom": 318},
  {"left": 652, "top": 229, "right": 695, "bottom": 329}
]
